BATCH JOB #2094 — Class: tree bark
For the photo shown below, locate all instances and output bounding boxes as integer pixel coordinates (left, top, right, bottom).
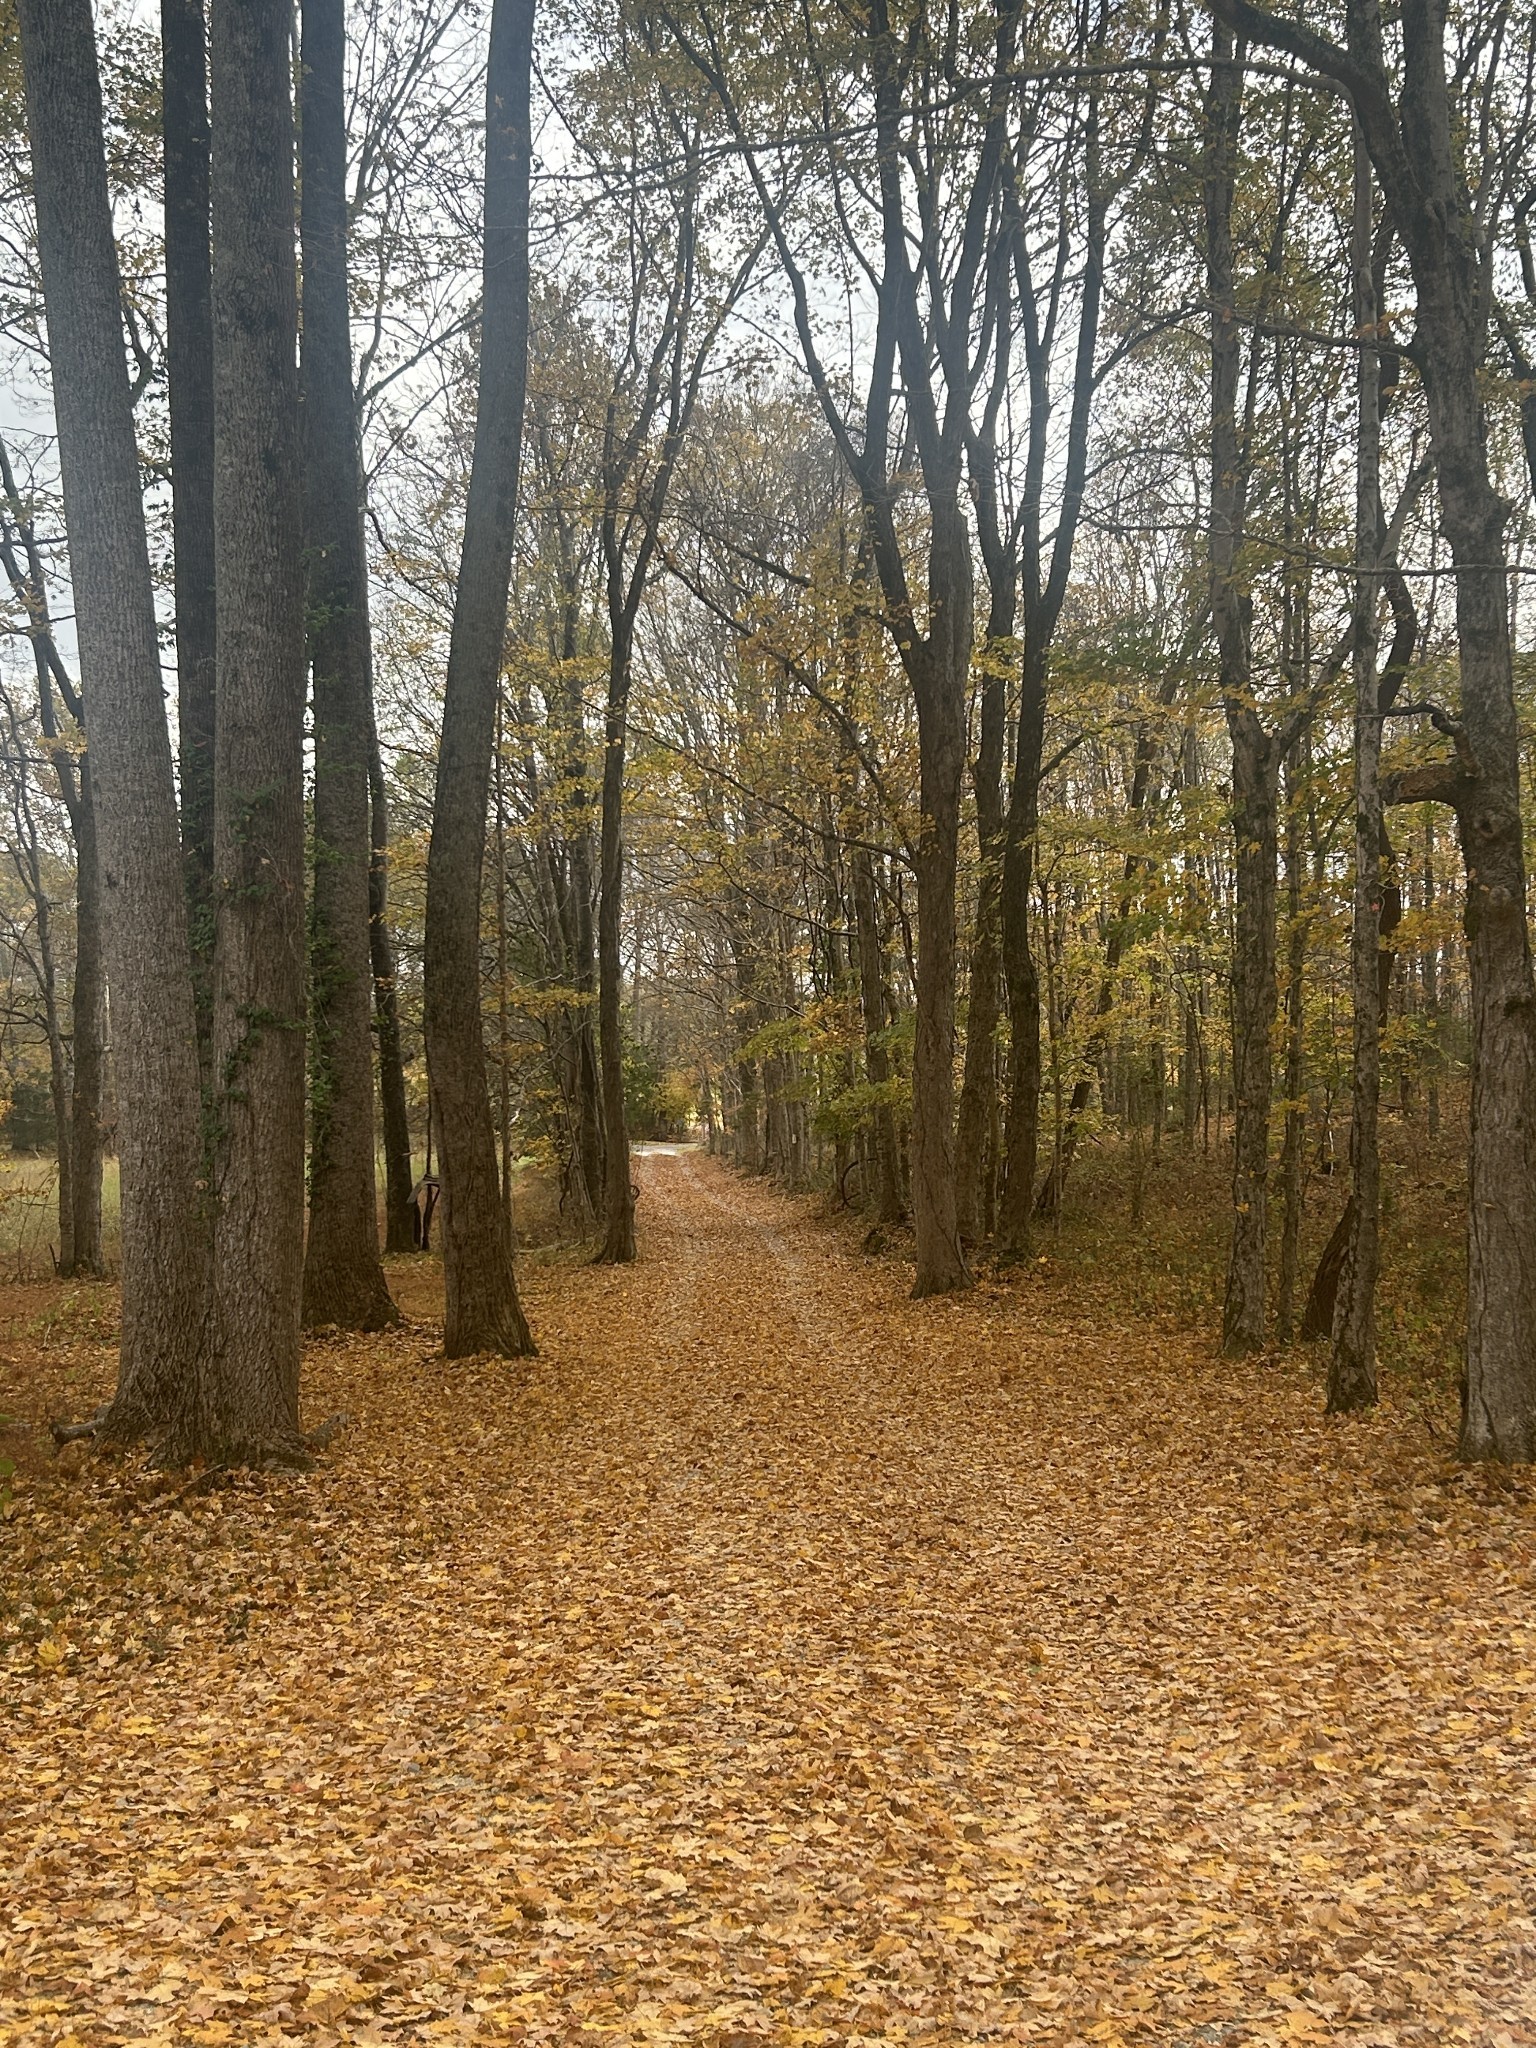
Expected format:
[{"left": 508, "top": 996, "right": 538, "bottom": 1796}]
[
  {"left": 1275, "top": 746, "right": 1307, "bottom": 1343},
  {"left": 422, "top": 0, "right": 537, "bottom": 1356},
  {"left": 953, "top": 633, "right": 1007, "bottom": 1244},
  {"left": 595, "top": 614, "right": 637, "bottom": 1262},
  {"left": 1330, "top": 122, "right": 1384, "bottom": 1411},
  {"left": 368, "top": 706, "right": 417, "bottom": 1252},
  {"left": 996, "top": 649, "right": 1047, "bottom": 1258},
  {"left": 69, "top": 762, "right": 105, "bottom": 1276},
  {"left": 162, "top": 0, "right": 216, "bottom": 1029},
  {"left": 559, "top": 605, "right": 604, "bottom": 1223},
  {"left": 850, "top": 839, "right": 904, "bottom": 1226},
  {"left": 905, "top": 514, "right": 972, "bottom": 1296},
  {"left": 1422, "top": 809, "right": 1440, "bottom": 1137},
  {"left": 1222, "top": 722, "right": 1282, "bottom": 1355},
  {"left": 1205, "top": 22, "right": 1280, "bottom": 1355},
  {"left": 19, "top": 0, "right": 208, "bottom": 1440},
  {"left": 298, "top": 0, "right": 398, "bottom": 1331},
  {"left": 206, "top": 0, "right": 310, "bottom": 1455}
]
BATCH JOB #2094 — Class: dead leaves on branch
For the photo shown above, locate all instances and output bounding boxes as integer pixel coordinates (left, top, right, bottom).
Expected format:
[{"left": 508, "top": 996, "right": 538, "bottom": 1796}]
[{"left": 2, "top": 1155, "right": 1535, "bottom": 2047}]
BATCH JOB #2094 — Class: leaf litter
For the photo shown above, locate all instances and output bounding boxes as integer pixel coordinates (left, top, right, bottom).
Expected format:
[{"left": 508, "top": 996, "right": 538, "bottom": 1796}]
[{"left": 2, "top": 1148, "right": 1534, "bottom": 2047}]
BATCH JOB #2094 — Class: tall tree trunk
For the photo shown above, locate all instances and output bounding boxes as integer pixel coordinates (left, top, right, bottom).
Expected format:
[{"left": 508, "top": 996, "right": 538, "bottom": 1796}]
[
  {"left": 19, "top": 0, "right": 208, "bottom": 1441},
  {"left": 1330, "top": 123, "right": 1384, "bottom": 1411},
  {"left": 1206, "top": 24, "right": 1278, "bottom": 1355},
  {"left": 1390, "top": 27, "right": 1536, "bottom": 1459},
  {"left": 996, "top": 649, "right": 1048, "bottom": 1258},
  {"left": 851, "top": 840, "right": 903, "bottom": 1226},
  {"left": 69, "top": 763, "right": 105, "bottom": 1276},
  {"left": 1275, "top": 746, "right": 1307, "bottom": 1344},
  {"left": 590, "top": 171, "right": 720, "bottom": 1254},
  {"left": 206, "top": 0, "right": 309, "bottom": 1455},
  {"left": 907, "top": 559, "right": 971, "bottom": 1295},
  {"left": 1221, "top": 735, "right": 1282, "bottom": 1357},
  {"left": 368, "top": 707, "right": 417, "bottom": 1252},
  {"left": 560, "top": 626, "right": 604, "bottom": 1223},
  {"left": 993, "top": 133, "right": 1107, "bottom": 1262},
  {"left": 1422, "top": 810, "right": 1440, "bottom": 1138},
  {"left": 595, "top": 617, "right": 637, "bottom": 1262},
  {"left": 422, "top": 0, "right": 537, "bottom": 1356},
  {"left": 298, "top": 0, "right": 398, "bottom": 1331},
  {"left": 953, "top": 634, "right": 1007, "bottom": 1244},
  {"left": 162, "top": 0, "right": 216, "bottom": 1026}
]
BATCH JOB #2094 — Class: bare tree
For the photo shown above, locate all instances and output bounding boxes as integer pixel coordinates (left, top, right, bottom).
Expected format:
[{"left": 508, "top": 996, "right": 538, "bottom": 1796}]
[
  {"left": 422, "top": 0, "right": 537, "bottom": 1357},
  {"left": 299, "top": 0, "right": 400, "bottom": 1330},
  {"left": 18, "top": 0, "right": 208, "bottom": 1443},
  {"left": 162, "top": 0, "right": 216, "bottom": 1028},
  {"left": 0, "top": 435, "right": 104, "bottom": 1275},
  {"left": 205, "top": 0, "right": 310, "bottom": 1454},
  {"left": 669, "top": 0, "right": 1027, "bottom": 1292},
  {"left": 1221, "top": 0, "right": 1536, "bottom": 1451}
]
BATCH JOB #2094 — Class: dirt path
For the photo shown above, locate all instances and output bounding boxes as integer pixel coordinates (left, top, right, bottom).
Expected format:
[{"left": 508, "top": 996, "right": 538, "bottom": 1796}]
[{"left": 3, "top": 1151, "right": 1535, "bottom": 2046}]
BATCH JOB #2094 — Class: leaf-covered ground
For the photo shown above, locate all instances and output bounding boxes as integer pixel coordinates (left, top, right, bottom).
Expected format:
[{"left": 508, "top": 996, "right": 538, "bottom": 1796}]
[{"left": 2, "top": 1148, "right": 1534, "bottom": 2047}]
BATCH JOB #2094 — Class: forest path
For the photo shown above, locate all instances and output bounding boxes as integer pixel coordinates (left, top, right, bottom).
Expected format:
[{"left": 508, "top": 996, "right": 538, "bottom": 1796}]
[{"left": 4, "top": 1150, "right": 1536, "bottom": 2047}]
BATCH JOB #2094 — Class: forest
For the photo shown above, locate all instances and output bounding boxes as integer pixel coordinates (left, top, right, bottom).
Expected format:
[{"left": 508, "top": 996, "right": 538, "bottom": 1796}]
[{"left": 2, "top": 0, "right": 1536, "bottom": 2041}]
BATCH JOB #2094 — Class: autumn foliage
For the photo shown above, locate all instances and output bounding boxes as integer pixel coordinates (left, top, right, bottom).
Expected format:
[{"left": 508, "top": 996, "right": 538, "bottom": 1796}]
[{"left": 4, "top": 1153, "right": 1535, "bottom": 2045}]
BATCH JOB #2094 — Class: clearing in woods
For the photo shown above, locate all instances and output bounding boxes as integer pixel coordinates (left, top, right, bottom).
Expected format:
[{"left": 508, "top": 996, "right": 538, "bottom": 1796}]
[{"left": 2, "top": 1147, "right": 1534, "bottom": 2046}]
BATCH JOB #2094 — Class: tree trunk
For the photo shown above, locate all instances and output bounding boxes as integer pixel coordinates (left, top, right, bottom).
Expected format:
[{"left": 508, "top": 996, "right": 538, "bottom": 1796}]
[
  {"left": 1222, "top": 723, "right": 1281, "bottom": 1354},
  {"left": 595, "top": 619, "right": 637, "bottom": 1262},
  {"left": 996, "top": 649, "right": 1048, "bottom": 1259},
  {"left": 162, "top": 0, "right": 216, "bottom": 1030},
  {"left": 298, "top": 0, "right": 398, "bottom": 1331},
  {"left": 849, "top": 841, "right": 902, "bottom": 1224},
  {"left": 19, "top": 0, "right": 208, "bottom": 1441},
  {"left": 907, "top": 576, "right": 971, "bottom": 1295},
  {"left": 368, "top": 705, "right": 417, "bottom": 1252},
  {"left": 736, "top": 1058, "right": 762, "bottom": 1172},
  {"left": 1330, "top": 124, "right": 1384, "bottom": 1412},
  {"left": 852, "top": 464, "right": 975, "bottom": 1289},
  {"left": 1442, "top": 528, "right": 1536, "bottom": 1457},
  {"left": 1422, "top": 810, "right": 1440, "bottom": 1138},
  {"left": 69, "top": 762, "right": 105, "bottom": 1276},
  {"left": 1206, "top": 24, "right": 1277, "bottom": 1355},
  {"left": 560, "top": 637, "right": 605, "bottom": 1223},
  {"left": 421, "top": 0, "right": 537, "bottom": 1357},
  {"left": 206, "top": 0, "right": 310, "bottom": 1456},
  {"left": 953, "top": 639, "right": 1006, "bottom": 1243},
  {"left": 1275, "top": 747, "right": 1307, "bottom": 1344},
  {"left": 1366, "top": 0, "right": 1536, "bottom": 1456}
]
